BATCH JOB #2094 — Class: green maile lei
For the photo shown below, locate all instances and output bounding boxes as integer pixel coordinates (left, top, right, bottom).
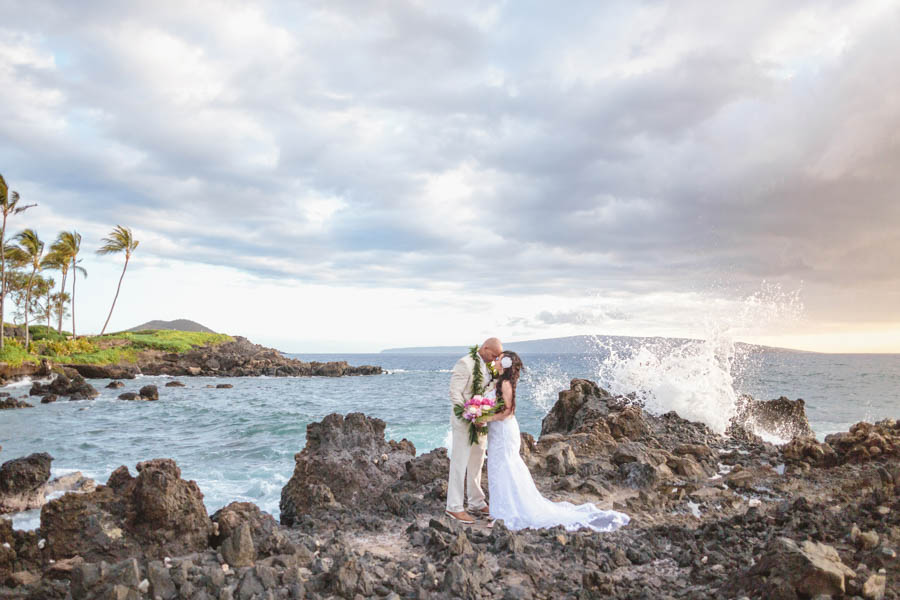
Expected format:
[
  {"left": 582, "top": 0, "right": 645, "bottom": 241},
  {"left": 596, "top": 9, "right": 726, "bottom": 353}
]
[{"left": 452, "top": 345, "right": 502, "bottom": 445}]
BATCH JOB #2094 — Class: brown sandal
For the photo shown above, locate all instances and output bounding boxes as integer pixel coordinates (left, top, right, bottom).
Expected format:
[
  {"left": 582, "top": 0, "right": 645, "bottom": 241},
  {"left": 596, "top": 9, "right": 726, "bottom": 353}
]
[{"left": 445, "top": 510, "right": 475, "bottom": 524}]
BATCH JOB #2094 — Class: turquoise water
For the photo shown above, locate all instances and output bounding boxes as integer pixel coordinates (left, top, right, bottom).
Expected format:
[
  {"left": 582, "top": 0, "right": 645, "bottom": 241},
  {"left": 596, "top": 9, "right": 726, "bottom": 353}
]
[{"left": 1, "top": 350, "right": 899, "bottom": 525}]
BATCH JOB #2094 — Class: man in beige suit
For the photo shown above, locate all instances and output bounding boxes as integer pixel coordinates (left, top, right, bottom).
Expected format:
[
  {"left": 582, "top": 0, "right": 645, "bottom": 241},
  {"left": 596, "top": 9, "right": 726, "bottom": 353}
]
[{"left": 445, "top": 337, "right": 503, "bottom": 523}]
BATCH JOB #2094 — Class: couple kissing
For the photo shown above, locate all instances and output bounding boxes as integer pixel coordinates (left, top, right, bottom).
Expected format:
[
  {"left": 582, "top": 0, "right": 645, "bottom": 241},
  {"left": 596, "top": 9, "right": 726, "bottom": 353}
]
[{"left": 445, "top": 338, "right": 630, "bottom": 532}]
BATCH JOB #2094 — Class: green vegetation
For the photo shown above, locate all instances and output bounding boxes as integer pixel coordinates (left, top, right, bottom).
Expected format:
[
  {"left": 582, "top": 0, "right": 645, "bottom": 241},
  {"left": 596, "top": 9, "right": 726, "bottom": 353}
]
[
  {"left": 0, "top": 327, "right": 233, "bottom": 365},
  {"left": 0, "top": 338, "right": 39, "bottom": 367},
  {"left": 103, "top": 329, "right": 233, "bottom": 353},
  {"left": 0, "top": 173, "right": 147, "bottom": 351}
]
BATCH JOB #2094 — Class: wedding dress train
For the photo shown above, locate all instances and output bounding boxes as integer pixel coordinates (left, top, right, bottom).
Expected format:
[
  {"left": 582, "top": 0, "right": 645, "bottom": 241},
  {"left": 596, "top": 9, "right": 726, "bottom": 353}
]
[{"left": 487, "top": 414, "right": 630, "bottom": 532}]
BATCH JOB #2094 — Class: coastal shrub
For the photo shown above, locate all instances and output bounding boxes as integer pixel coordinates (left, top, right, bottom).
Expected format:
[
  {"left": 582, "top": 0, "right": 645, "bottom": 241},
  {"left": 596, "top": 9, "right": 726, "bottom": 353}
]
[
  {"left": 29, "top": 326, "right": 71, "bottom": 342},
  {"left": 65, "top": 346, "right": 139, "bottom": 365},
  {"left": 0, "top": 338, "right": 39, "bottom": 366},
  {"left": 36, "top": 338, "right": 96, "bottom": 357}
]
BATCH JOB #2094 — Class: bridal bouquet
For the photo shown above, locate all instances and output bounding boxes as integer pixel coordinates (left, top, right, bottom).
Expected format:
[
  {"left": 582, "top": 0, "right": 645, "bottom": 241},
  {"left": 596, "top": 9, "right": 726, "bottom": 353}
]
[{"left": 454, "top": 395, "right": 504, "bottom": 445}]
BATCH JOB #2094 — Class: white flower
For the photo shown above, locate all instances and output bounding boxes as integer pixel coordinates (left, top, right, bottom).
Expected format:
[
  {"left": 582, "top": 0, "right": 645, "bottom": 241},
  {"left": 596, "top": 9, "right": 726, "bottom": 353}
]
[{"left": 500, "top": 356, "right": 512, "bottom": 368}]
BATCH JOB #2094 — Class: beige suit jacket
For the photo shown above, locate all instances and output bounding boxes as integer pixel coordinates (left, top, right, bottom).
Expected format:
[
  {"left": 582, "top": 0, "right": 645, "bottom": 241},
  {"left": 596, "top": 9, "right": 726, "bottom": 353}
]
[{"left": 449, "top": 353, "right": 494, "bottom": 407}]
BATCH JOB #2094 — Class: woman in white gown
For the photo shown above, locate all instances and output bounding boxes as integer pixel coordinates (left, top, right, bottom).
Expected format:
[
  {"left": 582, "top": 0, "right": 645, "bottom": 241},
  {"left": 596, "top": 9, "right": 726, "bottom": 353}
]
[{"left": 480, "top": 351, "right": 630, "bottom": 532}]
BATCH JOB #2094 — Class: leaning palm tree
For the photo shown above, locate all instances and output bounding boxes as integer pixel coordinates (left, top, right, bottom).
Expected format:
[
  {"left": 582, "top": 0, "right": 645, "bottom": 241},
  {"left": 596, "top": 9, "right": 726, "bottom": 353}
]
[
  {"left": 97, "top": 225, "right": 139, "bottom": 336},
  {"left": 40, "top": 251, "right": 66, "bottom": 332},
  {"left": 7, "top": 229, "right": 45, "bottom": 349},
  {"left": 0, "top": 174, "right": 36, "bottom": 349},
  {"left": 48, "top": 231, "right": 83, "bottom": 335}
]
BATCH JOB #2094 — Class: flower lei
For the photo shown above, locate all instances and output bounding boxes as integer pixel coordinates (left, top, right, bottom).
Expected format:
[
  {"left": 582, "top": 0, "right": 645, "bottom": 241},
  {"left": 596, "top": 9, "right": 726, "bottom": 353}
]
[{"left": 469, "top": 345, "right": 485, "bottom": 396}]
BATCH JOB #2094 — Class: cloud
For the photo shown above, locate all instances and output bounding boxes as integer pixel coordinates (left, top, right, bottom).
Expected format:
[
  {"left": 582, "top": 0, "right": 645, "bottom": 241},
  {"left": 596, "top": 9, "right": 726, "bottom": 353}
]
[{"left": 0, "top": 0, "right": 898, "bottom": 335}]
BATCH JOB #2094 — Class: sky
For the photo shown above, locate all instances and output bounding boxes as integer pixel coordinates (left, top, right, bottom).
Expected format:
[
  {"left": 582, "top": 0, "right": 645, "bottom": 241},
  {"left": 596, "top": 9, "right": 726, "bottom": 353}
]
[{"left": 0, "top": 0, "right": 898, "bottom": 353}]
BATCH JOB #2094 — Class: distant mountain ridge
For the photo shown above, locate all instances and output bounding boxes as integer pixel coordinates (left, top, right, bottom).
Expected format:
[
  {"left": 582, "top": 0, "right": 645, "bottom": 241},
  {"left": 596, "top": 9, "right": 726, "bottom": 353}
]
[
  {"left": 381, "top": 334, "right": 803, "bottom": 354},
  {"left": 126, "top": 319, "right": 216, "bottom": 333}
]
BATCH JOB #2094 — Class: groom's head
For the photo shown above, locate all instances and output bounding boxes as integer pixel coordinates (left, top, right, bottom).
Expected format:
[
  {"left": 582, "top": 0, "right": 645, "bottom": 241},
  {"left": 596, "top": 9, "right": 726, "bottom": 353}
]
[{"left": 479, "top": 337, "right": 503, "bottom": 362}]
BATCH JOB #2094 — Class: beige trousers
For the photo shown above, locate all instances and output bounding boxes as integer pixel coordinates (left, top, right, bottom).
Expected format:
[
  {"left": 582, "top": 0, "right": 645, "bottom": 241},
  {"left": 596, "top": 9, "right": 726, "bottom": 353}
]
[{"left": 446, "top": 409, "right": 487, "bottom": 513}]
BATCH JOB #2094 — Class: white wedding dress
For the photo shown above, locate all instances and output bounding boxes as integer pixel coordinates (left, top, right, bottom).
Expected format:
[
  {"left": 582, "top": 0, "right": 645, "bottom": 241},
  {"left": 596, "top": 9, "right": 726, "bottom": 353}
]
[{"left": 487, "top": 395, "right": 630, "bottom": 532}]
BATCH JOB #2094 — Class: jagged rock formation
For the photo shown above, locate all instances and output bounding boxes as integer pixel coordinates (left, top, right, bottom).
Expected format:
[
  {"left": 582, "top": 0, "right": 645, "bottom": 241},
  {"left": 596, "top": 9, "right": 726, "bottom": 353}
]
[
  {"left": 40, "top": 459, "right": 212, "bottom": 563},
  {"left": 2, "top": 379, "right": 898, "bottom": 599},
  {"left": 279, "top": 413, "right": 416, "bottom": 526}
]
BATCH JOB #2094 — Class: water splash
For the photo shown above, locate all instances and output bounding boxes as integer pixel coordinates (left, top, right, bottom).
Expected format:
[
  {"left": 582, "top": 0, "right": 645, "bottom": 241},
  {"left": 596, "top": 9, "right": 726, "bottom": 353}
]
[
  {"left": 591, "top": 283, "right": 803, "bottom": 435},
  {"left": 522, "top": 359, "right": 571, "bottom": 413}
]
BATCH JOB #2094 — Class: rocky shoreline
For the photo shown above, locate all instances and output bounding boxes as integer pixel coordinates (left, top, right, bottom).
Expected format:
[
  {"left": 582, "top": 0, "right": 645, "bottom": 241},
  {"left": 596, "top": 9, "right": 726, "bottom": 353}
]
[
  {"left": 1, "top": 379, "right": 897, "bottom": 599},
  {"left": 0, "top": 336, "right": 382, "bottom": 407}
]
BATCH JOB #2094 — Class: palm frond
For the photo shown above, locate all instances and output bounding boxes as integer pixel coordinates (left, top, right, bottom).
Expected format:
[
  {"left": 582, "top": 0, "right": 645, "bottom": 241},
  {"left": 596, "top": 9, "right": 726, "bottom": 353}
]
[
  {"left": 13, "top": 229, "right": 44, "bottom": 261},
  {"left": 97, "top": 225, "right": 138, "bottom": 256}
]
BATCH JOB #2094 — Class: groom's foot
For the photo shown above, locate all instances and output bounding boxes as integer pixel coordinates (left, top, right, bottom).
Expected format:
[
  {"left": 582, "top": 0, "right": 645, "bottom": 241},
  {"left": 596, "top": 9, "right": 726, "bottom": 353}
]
[
  {"left": 473, "top": 505, "right": 490, "bottom": 517},
  {"left": 445, "top": 510, "right": 476, "bottom": 524}
]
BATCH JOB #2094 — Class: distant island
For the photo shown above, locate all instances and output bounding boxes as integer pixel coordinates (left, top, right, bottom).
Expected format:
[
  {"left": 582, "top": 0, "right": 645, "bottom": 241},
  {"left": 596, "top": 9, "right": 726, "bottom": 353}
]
[
  {"left": 126, "top": 318, "right": 216, "bottom": 333},
  {"left": 382, "top": 334, "right": 805, "bottom": 354}
]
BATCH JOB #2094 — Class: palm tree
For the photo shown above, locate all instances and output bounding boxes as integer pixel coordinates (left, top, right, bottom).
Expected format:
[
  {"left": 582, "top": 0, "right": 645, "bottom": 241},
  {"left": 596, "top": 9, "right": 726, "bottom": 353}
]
[
  {"left": 97, "top": 225, "right": 139, "bottom": 336},
  {"left": 7, "top": 229, "right": 45, "bottom": 349},
  {"left": 48, "top": 231, "right": 84, "bottom": 335},
  {"left": 40, "top": 251, "right": 66, "bottom": 331},
  {"left": 0, "top": 174, "right": 36, "bottom": 349}
]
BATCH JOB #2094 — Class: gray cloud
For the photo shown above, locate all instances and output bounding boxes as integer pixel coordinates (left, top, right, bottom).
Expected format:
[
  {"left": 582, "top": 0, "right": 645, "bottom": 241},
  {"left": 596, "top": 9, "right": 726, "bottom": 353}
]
[{"left": 1, "top": 0, "right": 898, "bottom": 324}]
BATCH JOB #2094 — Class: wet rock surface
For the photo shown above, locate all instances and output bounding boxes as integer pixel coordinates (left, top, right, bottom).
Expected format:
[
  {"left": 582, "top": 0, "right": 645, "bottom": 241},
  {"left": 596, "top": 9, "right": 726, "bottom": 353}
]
[
  {"left": 0, "top": 397, "right": 32, "bottom": 410},
  {"left": 3, "top": 378, "right": 898, "bottom": 599},
  {"left": 0, "top": 453, "right": 52, "bottom": 514},
  {"left": 29, "top": 373, "right": 99, "bottom": 401}
]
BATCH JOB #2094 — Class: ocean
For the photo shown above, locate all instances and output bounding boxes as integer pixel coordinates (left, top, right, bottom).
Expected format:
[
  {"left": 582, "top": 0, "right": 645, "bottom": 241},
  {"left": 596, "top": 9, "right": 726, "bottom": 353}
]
[{"left": 2, "top": 344, "right": 899, "bottom": 529}]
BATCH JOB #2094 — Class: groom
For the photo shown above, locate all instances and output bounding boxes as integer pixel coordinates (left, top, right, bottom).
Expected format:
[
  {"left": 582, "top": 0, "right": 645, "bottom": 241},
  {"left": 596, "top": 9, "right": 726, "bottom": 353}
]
[{"left": 445, "top": 337, "right": 503, "bottom": 524}]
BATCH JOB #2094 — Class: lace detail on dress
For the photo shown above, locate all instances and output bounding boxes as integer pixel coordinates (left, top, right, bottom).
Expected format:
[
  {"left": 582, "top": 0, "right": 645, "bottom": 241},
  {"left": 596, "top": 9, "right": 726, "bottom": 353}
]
[{"left": 487, "top": 412, "right": 630, "bottom": 532}]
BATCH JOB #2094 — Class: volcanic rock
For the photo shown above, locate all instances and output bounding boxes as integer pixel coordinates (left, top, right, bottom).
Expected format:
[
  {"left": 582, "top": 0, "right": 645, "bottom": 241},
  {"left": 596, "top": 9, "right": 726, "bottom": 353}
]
[
  {"left": 279, "top": 413, "right": 415, "bottom": 526},
  {"left": 541, "top": 379, "right": 612, "bottom": 435},
  {"left": 0, "top": 397, "right": 32, "bottom": 409},
  {"left": 734, "top": 395, "right": 814, "bottom": 440},
  {"left": 138, "top": 384, "right": 159, "bottom": 400},
  {"left": 106, "top": 381, "right": 125, "bottom": 389},
  {"left": 210, "top": 501, "right": 295, "bottom": 564},
  {"left": 0, "top": 453, "right": 52, "bottom": 514},
  {"left": 825, "top": 419, "right": 900, "bottom": 464},
  {"left": 135, "top": 335, "right": 383, "bottom": 378},
  {"left": 40, "top": 458, "right": 211, "bottom": 562},
  {"left": 64, "top": 364, "right": 139, "bottom": 380},
  {"left": 164, "top": 380, "right": 185, "bottom": 387},
  {"left": 739, "top": 537, "right": 856, "bottom": 598},
  {"left": 32, "top": 374, "right": 99, "bottom": 400}
]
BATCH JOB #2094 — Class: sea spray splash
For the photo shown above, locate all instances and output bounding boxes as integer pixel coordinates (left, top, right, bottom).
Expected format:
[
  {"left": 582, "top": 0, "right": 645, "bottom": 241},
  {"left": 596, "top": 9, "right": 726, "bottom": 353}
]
[
  {"left": 591, "top": 283, "right": 803, "bottom": 435},
  {"left": 521, "top": 358, "right": 571, "bottom": 414}
]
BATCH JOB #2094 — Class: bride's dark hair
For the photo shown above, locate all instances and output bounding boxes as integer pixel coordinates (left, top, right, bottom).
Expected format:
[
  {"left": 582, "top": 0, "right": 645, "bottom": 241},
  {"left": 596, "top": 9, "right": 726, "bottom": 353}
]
[{"left": 496, "top": 351, "right": 524, "bottom": 413}]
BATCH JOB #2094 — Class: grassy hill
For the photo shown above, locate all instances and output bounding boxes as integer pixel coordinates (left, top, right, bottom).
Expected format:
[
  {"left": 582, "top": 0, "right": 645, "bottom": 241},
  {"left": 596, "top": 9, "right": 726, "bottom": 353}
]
[
  {"left": 0, "top": 326, "right": 232, "bottom": 367},
  {"left": 126, "top": 319, "right": 216, "bottom": 333}
]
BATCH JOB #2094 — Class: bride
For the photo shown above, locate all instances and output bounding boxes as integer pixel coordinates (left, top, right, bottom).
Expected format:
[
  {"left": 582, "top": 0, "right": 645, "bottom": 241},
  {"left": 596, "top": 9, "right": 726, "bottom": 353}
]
[{"left": 478, "top": 351, "right": 630, "bottom": 532}]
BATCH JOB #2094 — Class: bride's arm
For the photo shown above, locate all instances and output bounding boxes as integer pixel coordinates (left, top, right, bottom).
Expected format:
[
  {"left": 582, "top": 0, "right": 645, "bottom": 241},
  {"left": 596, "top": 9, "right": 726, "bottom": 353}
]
[{"left": 485, "top": 381, "right": 515, "bottom": 422}]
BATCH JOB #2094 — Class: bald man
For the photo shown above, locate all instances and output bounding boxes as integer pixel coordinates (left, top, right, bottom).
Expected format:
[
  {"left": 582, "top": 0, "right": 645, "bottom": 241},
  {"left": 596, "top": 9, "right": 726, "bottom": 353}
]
[{"left": 445, "top": 337, "right": 503, "bottom": 524}]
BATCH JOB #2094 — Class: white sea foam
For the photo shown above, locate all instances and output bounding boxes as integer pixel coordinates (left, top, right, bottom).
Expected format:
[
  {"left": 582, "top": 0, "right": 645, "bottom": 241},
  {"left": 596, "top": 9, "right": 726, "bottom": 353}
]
[
  {"left": 3, "top": 377, "right": 35, "bottom": 389},
  {"left": 5, "top": 509, "right": 40, "bottom": 531},
  {"left": 591, "top": 283, "right": 803, "bottom": 435}
]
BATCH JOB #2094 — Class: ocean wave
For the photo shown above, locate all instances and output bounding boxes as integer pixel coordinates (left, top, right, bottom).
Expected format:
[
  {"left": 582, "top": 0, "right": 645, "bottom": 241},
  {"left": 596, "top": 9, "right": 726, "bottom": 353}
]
[{"left": 591, "top": 283, "right": 803, "bottom": 435}]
